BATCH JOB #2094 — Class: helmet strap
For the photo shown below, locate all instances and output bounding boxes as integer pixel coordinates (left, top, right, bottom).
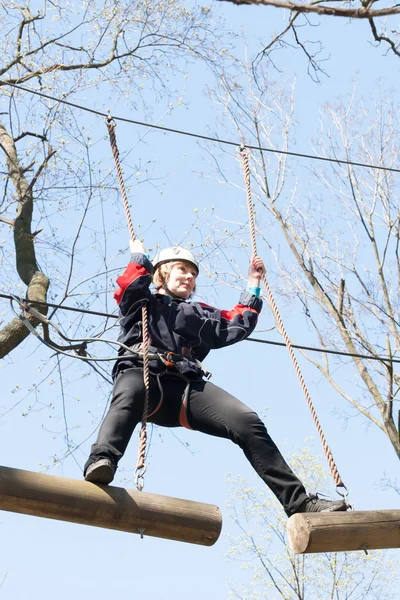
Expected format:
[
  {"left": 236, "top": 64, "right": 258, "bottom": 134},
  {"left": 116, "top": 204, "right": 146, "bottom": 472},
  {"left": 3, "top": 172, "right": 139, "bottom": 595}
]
[
  {"left": 162, "top": 282, "right": 181, "bottom": 299},
  {"left": 162, "top": 272, "right": 183, "bottom": 300}
]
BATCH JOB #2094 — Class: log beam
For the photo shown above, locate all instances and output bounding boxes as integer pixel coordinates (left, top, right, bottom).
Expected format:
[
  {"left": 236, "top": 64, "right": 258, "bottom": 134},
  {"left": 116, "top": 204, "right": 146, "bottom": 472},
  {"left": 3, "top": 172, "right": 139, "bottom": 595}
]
[
  {"left": 287, "top": 510, "right": 400, "bottom": 554},
  {"left": 0, "top": 465, "right": 222, "bottom": 546}
]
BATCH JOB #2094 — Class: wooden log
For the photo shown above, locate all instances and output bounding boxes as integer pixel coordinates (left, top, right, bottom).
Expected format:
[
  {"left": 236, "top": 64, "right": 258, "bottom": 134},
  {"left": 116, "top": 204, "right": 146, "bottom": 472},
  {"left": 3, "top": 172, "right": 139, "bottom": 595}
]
[
  {"left": 0, "top": 465, "right": 222, "bottom": 546},
  {"left": 287, "top": 510, "right": 400, "bottom": 554}
]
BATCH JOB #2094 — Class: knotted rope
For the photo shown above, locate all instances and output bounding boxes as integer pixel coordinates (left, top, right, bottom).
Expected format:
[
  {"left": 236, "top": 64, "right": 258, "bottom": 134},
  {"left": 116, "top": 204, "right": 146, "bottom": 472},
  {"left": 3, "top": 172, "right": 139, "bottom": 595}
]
[
  {"left": 106, "top": 117, "right": 150, "bottom": 491},
  {"left": 240, "top": 147, "right": 346, "bottom": 492}
]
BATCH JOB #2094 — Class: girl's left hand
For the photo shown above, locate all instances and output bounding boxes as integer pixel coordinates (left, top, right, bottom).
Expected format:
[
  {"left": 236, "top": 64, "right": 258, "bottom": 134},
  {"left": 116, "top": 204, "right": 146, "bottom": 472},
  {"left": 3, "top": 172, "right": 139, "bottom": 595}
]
[{"left": 248, "top": 255, "right": 266, "bottom": 279}]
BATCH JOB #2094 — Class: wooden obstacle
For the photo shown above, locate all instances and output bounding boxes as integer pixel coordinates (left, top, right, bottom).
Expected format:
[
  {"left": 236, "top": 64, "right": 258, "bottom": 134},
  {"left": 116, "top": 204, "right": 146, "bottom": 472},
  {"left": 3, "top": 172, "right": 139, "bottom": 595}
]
[
  {"left": 0, "top": 465, "right": 222, "bottom": 546},
  {"left": 287, "top": 510, "right": 400, "bottom": 554}
]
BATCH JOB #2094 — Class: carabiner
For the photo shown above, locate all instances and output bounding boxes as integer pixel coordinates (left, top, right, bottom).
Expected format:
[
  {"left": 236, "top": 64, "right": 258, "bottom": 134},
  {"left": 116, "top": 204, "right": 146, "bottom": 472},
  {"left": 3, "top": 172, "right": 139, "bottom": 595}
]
[
  {"left": 105, "top": 112, "right": 116, "bottom": 128},
  {"left": 335, "top": 483, "right": 352, "bottom": 509},
  {"left": 135, "top": 464, "right": 147, "bottom": 492}
]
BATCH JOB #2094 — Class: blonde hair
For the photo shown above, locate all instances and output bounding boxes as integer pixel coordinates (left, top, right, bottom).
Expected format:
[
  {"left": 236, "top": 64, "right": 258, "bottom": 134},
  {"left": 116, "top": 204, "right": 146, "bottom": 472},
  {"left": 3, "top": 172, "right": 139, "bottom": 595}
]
[{"left": 153, "top": 261, "right": 197, "bottom": 295}]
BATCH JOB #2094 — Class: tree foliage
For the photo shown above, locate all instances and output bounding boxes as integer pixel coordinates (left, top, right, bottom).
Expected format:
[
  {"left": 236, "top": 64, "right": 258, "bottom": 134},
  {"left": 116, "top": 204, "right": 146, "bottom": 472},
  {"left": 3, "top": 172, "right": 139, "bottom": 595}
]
[{"left": 203, "top": 66, "right": 400, "bottom": 460}]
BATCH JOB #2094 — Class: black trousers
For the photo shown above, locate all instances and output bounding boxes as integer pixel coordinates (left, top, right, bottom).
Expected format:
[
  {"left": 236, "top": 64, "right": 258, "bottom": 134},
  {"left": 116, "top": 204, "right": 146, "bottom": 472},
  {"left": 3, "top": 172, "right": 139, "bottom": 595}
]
[{"left": 85, "top": 367, "right": 307, "bottom": 516}]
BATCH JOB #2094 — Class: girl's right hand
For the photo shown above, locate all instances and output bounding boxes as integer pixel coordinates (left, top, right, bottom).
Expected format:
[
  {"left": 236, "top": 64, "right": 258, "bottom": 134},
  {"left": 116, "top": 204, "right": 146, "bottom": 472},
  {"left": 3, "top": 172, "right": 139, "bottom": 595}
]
[{"left": 129, "top": 239, "right": 146, "bottom": 254}]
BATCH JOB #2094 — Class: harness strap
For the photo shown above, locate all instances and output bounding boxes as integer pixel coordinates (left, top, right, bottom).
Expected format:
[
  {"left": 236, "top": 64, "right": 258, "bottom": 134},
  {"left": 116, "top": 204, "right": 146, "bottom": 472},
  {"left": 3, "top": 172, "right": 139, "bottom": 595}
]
[
  {"left": 131, "top": 367, "right": 193, "bottom": 430},
  {"left": 128, "top": 344, "right": 212, "bottom": 379},
  {"left": 146, "top": 371, "right": 165, "bottom": 420},
  {"left": 179, "top": 379, "right": 193, "bottom": 430}
]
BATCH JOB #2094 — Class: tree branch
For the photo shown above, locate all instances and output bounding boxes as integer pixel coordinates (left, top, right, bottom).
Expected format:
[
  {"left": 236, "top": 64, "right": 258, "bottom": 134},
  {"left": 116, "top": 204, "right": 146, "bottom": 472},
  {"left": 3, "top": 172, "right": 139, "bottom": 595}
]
[
  {"left": 0, "top": 215, "right": 15, "bottom": 227},
  {"left": 0, "top": 271, "right": 49, "bottom": 359},
  {"left": 301, "top": 349, "right": 386, "bottom": 431},
  {"left": 369, "top": 16, "right": 400, "bottom": 57},
  {"left": 14, "top": 131, "right": 48, "bottom": 143},
  {"left": 220, "top": 0, "right": 400, "bottom": 18},
  {"left": 0, "top": 120, "right": 50, "bottom": 357}
]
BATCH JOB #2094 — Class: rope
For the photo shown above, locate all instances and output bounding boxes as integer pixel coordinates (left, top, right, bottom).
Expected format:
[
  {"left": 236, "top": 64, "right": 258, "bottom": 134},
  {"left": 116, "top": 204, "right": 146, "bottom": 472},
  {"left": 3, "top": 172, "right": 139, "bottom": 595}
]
[
  {"left": 106, "top": 117, "right": 150, "bottom": 491},
  {"left": 106, "top": 118, "right": 136, "bottom": 241},
  {"left": 240, "top": 146, "right": 346, "bottom": 490}
]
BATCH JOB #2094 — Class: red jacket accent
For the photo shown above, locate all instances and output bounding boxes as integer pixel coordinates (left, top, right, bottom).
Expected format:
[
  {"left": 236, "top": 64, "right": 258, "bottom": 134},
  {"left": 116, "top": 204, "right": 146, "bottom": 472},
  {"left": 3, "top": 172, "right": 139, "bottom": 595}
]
[
  {"left": 213, "top": 304, "right": 258, "bottom": 322},
  {"left": 114, "top": 263, "right": 149, "bottom": 305}
]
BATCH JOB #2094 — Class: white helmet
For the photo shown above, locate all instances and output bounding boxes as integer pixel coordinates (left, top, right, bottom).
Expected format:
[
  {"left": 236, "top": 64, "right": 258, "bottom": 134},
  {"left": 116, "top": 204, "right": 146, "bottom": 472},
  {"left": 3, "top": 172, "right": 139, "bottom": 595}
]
[{"left": 153, "top": 247, "right": 199, "bottom": 274}]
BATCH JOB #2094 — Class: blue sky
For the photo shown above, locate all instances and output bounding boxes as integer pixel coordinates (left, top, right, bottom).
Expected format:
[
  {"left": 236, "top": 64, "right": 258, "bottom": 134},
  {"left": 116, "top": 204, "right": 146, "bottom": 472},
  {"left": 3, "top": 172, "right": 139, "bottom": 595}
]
[{"left": 1, "top": 2, "right": 400, "bottom": 599}]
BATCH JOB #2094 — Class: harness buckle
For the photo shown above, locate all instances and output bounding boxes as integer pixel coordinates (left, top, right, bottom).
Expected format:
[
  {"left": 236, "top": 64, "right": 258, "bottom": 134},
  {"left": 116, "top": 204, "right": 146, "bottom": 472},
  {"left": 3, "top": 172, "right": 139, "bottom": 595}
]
[
  {"left": 158, "top": 351, "right": 177, "bottom": 368},
  {"left": 193, "top": 359, "right": 212, "bottom": 379},
  {"left": 150, "top": 348, "right": 212, "bottom": 379},
  {"left": 165, "top": 351, "right": 176, "bottom": 368}
]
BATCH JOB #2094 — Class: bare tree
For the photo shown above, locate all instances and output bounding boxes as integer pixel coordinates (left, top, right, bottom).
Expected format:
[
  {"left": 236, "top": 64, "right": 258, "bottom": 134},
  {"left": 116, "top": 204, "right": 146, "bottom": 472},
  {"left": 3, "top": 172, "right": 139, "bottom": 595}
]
[
  {"left": 0, "top": 0, "right": 225, "bottom": 359},
  {"left": 219, "top": 0, "right": 400, "bottom": 82},
  {"left": 202, "top": 67, "right": 400, "bottom": 460},
  {"left": 0, "top": 0, "right": 228, "bottom": 468}
]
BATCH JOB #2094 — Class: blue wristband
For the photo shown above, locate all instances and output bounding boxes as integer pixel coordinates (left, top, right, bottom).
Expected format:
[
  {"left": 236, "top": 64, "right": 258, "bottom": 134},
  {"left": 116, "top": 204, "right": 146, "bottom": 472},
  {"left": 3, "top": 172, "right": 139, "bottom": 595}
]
[{"left": 246, "top": 286, "right": 261, "bottom": 297}]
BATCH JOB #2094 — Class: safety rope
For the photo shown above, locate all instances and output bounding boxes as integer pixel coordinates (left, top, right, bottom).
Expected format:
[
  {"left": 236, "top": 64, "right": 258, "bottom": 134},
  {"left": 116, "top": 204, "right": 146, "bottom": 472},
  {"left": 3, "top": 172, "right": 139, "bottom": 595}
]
[
  {"left": 239, "top": 147, "right": 346, "bottom": 493},
  {"left": 106, "top": 116, "right": 150, "bottom": 491}
]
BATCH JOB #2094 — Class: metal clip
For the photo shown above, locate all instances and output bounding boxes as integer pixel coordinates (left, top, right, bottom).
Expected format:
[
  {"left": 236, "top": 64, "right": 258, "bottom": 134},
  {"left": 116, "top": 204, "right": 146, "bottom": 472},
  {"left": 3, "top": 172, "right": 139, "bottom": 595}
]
[
  {"left": 158, "top": 352, "right": 175, "bottom": 368},
  {"left": 105, "top": 112, "right": 116, "bottom": 127},
  {"left": 335, "top": 484, "right": 352, "bottom": 509},
  {"left": 10, "top": 293, "right": 25, "bottom": 311},
  {"left": 134, "top": 465, "right": 147, "bottom": 492}
]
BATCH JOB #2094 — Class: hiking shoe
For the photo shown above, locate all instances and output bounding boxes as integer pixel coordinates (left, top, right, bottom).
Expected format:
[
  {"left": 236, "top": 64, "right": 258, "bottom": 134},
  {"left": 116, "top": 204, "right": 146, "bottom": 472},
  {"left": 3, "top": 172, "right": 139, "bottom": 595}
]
[
  {"left": 84, "top": 459, "right": 115, "bottom": 485},
  {"left": 295, "top": 494, "right": 348, "bottom": 514}
]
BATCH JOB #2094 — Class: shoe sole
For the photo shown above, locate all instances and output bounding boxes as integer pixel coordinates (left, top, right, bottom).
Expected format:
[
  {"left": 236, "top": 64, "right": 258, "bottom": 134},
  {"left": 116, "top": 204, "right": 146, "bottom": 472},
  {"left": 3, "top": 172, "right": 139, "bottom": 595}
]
[
  {"left": 320, "top": 502, "right": 348, "bottom": 512},
  {"left": 85, "top": 465, "right": 114, "bottom": 485},
  {"left": 296, "top": 499, "right": 349, "bottom": 514}
]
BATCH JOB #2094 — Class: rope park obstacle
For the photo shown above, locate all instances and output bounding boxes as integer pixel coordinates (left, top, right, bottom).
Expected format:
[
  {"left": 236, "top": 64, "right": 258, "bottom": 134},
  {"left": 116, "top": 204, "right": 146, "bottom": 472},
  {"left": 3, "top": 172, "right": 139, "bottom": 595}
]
[{"left": 1, "top": 117, "right": 400, "bottom": 553}]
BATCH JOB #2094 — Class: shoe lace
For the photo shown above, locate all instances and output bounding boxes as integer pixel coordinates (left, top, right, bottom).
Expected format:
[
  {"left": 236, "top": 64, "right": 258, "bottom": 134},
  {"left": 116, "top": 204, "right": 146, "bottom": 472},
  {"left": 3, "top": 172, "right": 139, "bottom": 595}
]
[{"left": 306, "top": 492, "right": 331, "bottom": 508}]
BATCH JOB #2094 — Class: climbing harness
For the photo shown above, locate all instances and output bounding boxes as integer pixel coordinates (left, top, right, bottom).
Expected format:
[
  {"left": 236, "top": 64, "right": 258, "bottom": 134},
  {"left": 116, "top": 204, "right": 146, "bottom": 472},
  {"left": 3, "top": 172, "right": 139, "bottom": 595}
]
[
  {"left": 127, "top": 343, "right": 211, "bottom": 379},
  {"left": 239, "top": 146, "right": 349, "bottom": 505},
  {"left": 106, "top": 116, "right": 150, "bottom": 491},
  {"left": 123, "top": 344, "right": 210, "bottom": 428}
]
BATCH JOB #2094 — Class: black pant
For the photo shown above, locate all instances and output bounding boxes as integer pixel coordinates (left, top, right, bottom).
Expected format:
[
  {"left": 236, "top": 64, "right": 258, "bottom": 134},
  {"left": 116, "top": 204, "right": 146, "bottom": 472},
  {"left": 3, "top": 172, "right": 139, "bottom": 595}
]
[{"left": 85, "top": 367, "right": 307, "bottom": 516}]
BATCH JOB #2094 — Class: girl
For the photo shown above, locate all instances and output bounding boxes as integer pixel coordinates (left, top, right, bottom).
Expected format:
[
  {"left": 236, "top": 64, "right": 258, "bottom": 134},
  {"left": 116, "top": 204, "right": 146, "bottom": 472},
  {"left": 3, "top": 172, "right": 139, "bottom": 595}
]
[{"left": 84, "top": 242, "right": 347, "bottom": 516}]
